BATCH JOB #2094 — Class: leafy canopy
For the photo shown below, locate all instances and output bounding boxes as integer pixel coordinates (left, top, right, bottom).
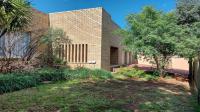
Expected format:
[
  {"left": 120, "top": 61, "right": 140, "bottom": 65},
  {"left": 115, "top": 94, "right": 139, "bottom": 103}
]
[
  {"left": 118, "top": 6, "right": 184, "bottom": 76},
  {"left": 176, "top": 0, "right": 200, "bottom": 59},
  {"left": 0, "top": 0, "right": 32, "bottom": 37},
  {"left": 120, "top": 6, "right": 182, "bottom": 60}
]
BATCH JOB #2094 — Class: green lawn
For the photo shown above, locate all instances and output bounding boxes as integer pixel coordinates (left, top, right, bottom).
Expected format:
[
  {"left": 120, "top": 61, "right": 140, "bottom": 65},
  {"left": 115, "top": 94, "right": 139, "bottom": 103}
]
[{"left": 0, "top": 77, "right": 198, "bottom": 112}]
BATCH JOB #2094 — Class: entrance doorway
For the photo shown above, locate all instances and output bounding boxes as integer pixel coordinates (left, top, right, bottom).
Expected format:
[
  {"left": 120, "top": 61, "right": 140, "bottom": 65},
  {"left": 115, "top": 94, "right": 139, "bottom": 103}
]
[{"left": 110, "top": 47, "right": 119, "bottom": 65}]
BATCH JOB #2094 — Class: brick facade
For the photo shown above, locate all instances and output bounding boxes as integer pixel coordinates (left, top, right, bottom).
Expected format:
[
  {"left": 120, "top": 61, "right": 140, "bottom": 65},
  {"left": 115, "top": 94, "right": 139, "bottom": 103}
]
[
  {"left": 49, "top": 7, "right": 133, "bottom": 70},
  {"left": 29, "top": 9, "right": 49, "bottom": 54},
  {"left": 23, "top": 7, "right": 189, "bottom": 71}
]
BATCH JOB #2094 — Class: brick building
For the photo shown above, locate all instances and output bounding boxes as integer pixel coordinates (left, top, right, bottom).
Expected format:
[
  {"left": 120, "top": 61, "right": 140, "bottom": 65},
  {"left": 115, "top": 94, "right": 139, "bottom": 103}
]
[
  {"left": 0, "top": 9, "right": 49, "bottom": 58},
  {"left": 0, "top": 7, "right": 188, "bottom": 71},
  {"left": 49, "top": 7, "right": 133, "bottom": 71}
]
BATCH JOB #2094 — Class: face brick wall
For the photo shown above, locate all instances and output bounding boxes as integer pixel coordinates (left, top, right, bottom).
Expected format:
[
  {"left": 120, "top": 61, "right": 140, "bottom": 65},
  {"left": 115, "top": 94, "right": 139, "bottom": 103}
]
[
  {"left": 49, "top": 8, "right": 103, "bottom": 69},
  {"left": 28, "top": 9, "right": 49, "bottom": 54},
  {"left": 49, "top": 7, "right": 133, "bottom": 70},
  {"left": 102, "top": 9, "right": 131, "bottom": 70}
]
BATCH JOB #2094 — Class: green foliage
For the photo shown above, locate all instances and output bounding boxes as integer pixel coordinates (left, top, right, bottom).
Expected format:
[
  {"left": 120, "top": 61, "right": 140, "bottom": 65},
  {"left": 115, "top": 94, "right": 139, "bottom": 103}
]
[
  {"left": 0, "top": 72, "right": 194, "bottom": 112},
  {"left": 53, "top": 57, "right": 66, "bottom": 65},
  {"left": 114, "top": 67, "right": 158, "bottom": 81},
  {"left": 64, "top": 68, "right": 113, "bottom": 80},
  {"left": 0, "top": 67, "right": 112, "bottom": 94},
  {"left": 39, "top": 28, "right": 70, "bottom": 66},
  {"left": 139, "top": 101, "right": 170, "bottom": 111},
  {"left": 176, "top": 0, "right": 200, "bottom": 25},
  {"left": 91, "top": 69, "right": 113, "bottom": 80},
  {"left": 175, "top": 23, "right": 200, "bottom": 59},
  {"left": 41, "top": 28, "right": 70, "bottom": 45},
  {"left": 117, "top": 6, "right": 183, "bottom": 76},
  {"left": 36, "top": 68, "right": 66, "bottom": 82},
  {"left": 62, "top": 96, "right": 129, "bottom": 112},
  {"left": 176, "top": 0, "right": 200, "bottom": 59},
  {"left": 175, "top": 3, "right": 200, "bottom": 105},
  {"left": 0, "top": 74, "right": 39, "bottom": 94},
  {"left": 64, "top": 68, "right": 91, "bottom": 80},
  {"left": 0, "top": 0, "right": 32, "bottom": 37},
  {"left": 176, "top": 0, "right": 200, "bottom": 85}
]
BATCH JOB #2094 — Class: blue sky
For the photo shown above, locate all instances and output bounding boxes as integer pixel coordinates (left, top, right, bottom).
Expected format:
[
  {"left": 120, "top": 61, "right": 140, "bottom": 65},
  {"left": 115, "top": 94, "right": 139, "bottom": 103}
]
[{"left": 30, "top": 0, "right": 176, "bottom": 28}]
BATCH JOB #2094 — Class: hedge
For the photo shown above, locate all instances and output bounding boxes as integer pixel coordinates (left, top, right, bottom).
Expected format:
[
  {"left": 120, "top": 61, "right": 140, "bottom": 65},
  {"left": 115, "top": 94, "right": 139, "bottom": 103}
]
[
  {"left": 0, "top": 68, "right": 112, "bottom": 94},
  {"left": 0, "top": 74, "right": 39, "bottom": 94}
]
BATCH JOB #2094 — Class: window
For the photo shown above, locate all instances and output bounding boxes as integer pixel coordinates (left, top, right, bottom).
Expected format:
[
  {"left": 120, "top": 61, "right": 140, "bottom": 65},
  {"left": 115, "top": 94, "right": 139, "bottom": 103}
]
[
  {"left": 0, "top": 37, "right": 5, "bottom": 57},
  {"left": 59, "top": 44, "right": 88, "bottom": 63},
  {"left": 0, "top": 32, "right": 31, "bottom": 58}
]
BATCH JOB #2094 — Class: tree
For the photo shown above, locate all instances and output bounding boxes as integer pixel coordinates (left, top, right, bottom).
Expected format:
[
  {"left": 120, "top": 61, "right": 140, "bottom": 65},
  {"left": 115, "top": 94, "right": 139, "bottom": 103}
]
[
  {"left": 176, "top": 0, "right": 200, "bottom": 83},
  {"left": 0, "top": 0, "right": 31, "bottom": 38},
  {"left": 40, "top": 28, "right": 71, "bottom": 67},
  {"left": 118, "top": 6, "right": 183, "bottom": 77}
]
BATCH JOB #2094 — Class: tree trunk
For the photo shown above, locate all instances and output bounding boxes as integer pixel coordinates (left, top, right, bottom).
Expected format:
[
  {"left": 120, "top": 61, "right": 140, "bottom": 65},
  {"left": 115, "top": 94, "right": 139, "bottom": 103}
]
[
  {"left": 160, "top": 65, "right": 166, "bottom": 77},
  {"left": 153, "top": 55, "right": 167, "bottom": 77},
  {"left": 47, "top": 43, "right": 54, "bottom": 67},
  {"left": 188, "top": 58, "right": 193, "bottom": 86},
  {"left": 153, "top": 55, "right": 160, "bottom": 72}
]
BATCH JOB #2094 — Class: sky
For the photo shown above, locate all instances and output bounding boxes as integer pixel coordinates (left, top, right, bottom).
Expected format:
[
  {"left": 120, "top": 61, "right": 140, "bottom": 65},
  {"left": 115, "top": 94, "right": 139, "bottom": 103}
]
[{"left": 30, "top": 0, "right": 176, "bottom": 28}]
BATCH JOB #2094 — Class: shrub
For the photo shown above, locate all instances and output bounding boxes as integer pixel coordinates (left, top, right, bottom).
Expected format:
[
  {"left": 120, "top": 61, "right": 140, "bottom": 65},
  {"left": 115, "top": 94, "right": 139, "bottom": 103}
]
[
  {"left": 91, "top": 69, "right": 113, "bottom": 80},
  {"left": 114, "top": 67, "right": 158, "bottom": 81},
  {"left": 0, "top": 67, "right": 112, "bottom": 94},
  {"left": 36, "top": 68, "right": 65, "bottom": 81},
  {"left": 0, "top": 74, "right": 40, "bottom": 94},
  {"left": 64, "top": 68, "right": 113, "bottom": 80},
  {"left": 64, "top": 68, "right": 90, "bottom": 80}
]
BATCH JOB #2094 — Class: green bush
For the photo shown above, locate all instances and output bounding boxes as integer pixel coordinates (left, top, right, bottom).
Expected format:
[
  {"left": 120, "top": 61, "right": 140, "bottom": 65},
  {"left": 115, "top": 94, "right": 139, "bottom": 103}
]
[
  {"left": 0, "top": 67, "right": 112, "bottom": 94},
  {"left": 64, "top": 68, "right": 113, "bottom": 80},
  {"left": 36, "top": 68, "right": 65, "bottom": 81},
  {"left": 114, "top": 67, "right": 158, "bottom": 81},
  {"left": 0, "top": 74, "right": 39, "bottom": 94},
  {"left": 91, "top": 69, "right": 113, "bottom": 80}
]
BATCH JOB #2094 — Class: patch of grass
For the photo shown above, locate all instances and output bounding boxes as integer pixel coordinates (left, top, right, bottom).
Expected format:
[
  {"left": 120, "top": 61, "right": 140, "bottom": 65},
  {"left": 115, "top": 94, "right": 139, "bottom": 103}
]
[
  {"left": 0, "top": 66, "right": 196, "bottom": 111},
  {"left": 0, "top": 80, "right": 132, "bottom": 112},
  {"left": 139, "top": 101, "right": 169, "bottom": 111},
  {"left": 0, "top": 78, "right": 195, "bottom": 112},
  {"left": 190, "top": 96, "right": 200, "bottom": 112},
  {"left": 113, "top": 67, "right": 158, "bottom": 81}
]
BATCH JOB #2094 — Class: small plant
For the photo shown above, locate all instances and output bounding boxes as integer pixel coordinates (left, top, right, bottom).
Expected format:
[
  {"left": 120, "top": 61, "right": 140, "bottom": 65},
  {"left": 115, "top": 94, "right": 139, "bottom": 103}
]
[
  {"left": 64, "top": 67, "right": 113, "bottom": 80},
  {"left": 114, "top": 67, "right": 158, "bottom": 81},
  {"left": 36, "top": 68, "right": 66, "bottom": 81},
  {"left": 91, "top": 69, "right": 113, "bottom": 80},
  {"left": 0, "top": 74, "right": 40, "bottom": 94}
]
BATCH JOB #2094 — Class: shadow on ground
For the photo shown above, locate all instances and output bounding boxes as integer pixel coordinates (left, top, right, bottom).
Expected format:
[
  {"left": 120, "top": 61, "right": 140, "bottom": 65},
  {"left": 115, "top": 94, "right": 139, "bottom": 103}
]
[
  {"left": 0, "top": 78, "right": 197, "bottom": 112},
  {"left": 65, "top": 79, "right": 194, "bottom": 112}
]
